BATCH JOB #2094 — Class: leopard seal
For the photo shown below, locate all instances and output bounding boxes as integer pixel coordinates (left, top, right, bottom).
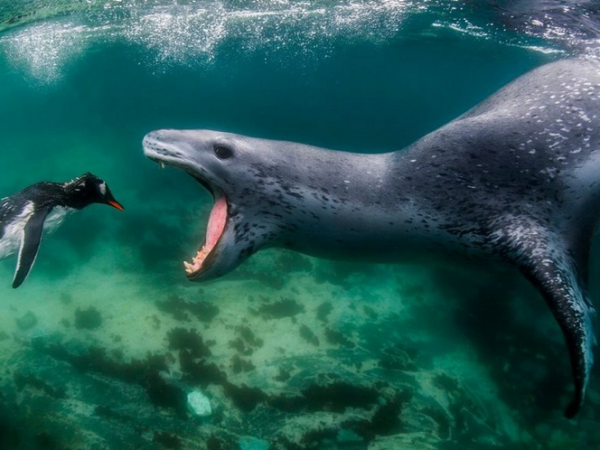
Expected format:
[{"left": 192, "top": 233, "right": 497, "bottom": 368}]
[{"left": 143, "top": 57, "right": 600, "bottom": 418}]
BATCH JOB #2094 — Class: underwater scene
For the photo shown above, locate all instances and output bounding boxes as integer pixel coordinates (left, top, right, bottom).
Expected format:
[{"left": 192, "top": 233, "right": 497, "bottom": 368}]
[{"left": 0, "top": 0, "right": 600, "bottom": 449}]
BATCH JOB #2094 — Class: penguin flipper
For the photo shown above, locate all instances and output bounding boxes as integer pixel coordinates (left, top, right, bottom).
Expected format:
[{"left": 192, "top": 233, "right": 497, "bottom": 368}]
[
  {"left": 12, "top": 207, "right": 50, "bottom": 289},
  {"left": 495, "top": 217, "right": 596, "bottom": 418}
]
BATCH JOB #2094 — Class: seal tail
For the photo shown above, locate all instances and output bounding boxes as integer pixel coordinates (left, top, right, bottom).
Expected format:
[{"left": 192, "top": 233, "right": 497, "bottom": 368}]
[{"left": 493, "top": 217, "right": 596, "bottom": 418}]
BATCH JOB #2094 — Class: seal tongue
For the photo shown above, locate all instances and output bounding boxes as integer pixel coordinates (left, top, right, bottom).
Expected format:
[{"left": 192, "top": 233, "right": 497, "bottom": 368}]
[{"left": 184, "top": 197, "right": 227, "bottom": 274}]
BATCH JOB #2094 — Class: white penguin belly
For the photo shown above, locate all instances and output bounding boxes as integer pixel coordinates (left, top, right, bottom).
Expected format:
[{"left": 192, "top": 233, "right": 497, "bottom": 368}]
[
  {"left": 0, "top": 201, "right": 34, "bottom": 259},
  {"left": 0, "top": 204, "right": 73, "bottom": 259},
  {"left": 43, "top": 206, "right": 73, "bottom": 234}
]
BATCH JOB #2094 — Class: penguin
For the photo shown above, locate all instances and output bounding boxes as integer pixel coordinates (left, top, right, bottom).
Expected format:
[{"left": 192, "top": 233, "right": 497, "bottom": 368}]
[{"left": 0, "top": 172, "right": 124, "bottom": 288}]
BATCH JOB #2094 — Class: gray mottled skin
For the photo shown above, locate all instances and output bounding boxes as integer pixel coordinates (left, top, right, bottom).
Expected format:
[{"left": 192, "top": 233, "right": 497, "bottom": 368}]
[{"left": 144, "top": 58, "right": 600, "bottom": 418}]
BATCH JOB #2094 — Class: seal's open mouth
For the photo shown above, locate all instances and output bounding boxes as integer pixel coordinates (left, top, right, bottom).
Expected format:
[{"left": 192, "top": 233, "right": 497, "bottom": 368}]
[
  {"left": 184, "top": 193, "right": 227, "bottom": 277},
  {"left": 143, "top": 137, "right": 229, "bottom": 279}
]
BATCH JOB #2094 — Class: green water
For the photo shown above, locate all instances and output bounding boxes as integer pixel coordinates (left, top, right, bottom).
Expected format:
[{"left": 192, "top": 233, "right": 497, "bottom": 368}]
[{"left": 0, "top": 1, "right": 598, "bottom": 449}]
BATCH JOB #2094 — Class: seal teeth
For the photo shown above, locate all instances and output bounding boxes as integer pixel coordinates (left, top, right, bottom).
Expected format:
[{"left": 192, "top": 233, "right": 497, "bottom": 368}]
[
  {"left": 184, "top": 246, "right": 209, "bottom": 275},
  {"left": 183, "top": 196, "right": 227, "bottom": 276},
  {"left": 160, "top": 162, "right": 166, "bottom": 169}
]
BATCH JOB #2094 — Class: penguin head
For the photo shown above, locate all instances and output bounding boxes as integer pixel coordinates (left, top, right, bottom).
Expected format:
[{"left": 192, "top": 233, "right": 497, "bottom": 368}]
[{"left": 66, "top": 173, "right": 124, "bottom": 211}]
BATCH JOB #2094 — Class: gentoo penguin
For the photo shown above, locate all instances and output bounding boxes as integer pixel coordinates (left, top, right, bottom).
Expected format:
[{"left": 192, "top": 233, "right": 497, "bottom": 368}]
[{"left": 0, "top": 173, "right": 124, "bottom": 288}]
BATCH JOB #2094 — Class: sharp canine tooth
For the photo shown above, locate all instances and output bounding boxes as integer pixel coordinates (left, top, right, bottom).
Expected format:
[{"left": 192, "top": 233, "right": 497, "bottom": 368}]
[{"left": 160, "top": 162, "right": 165, "bottom": 169}]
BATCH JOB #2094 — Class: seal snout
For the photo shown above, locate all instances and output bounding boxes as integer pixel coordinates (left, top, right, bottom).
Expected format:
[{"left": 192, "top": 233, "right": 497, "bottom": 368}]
[
  {"left": 144, "top": 129, "right": 182, "bottom": 146},
  {"left": 144, "top": 129, "right": 169, "bottom": 140},
  {"left": 142, "top": 131, "right": 162, "bottom": 155},
  {"left": 142, "top": 130, "right": 190, "bottom": 166},
  {"left": 142, "top": 130, "right": 170, "bottom": 152}
]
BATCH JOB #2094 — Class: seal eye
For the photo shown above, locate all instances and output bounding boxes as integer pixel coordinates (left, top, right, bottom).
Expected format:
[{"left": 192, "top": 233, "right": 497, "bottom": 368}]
[{"left": 214, "top": 144, "right": 233, "bottom": 160}]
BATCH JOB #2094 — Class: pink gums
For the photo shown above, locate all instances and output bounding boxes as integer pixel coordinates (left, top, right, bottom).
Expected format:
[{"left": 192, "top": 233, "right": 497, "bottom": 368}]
[
  {"left": 184, "top": 196, "right": 228, "bottom": 275},
  {"left": 206, "top": 196, "right": 227, "bottom": 252}
]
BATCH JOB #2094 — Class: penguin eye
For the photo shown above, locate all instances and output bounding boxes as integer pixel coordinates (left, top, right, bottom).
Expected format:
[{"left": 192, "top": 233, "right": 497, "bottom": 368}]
[{"left": 214, "top": 144, "right": 233, "bottom": 160}]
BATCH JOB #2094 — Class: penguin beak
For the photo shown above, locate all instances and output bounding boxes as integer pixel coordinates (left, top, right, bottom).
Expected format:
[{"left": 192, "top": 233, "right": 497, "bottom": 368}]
[
  {"left": 104, "top": 188, "right": 124, "bottom": 211},
  {"left": 107, "top": 200, "right": 124, "bottom": 211}
]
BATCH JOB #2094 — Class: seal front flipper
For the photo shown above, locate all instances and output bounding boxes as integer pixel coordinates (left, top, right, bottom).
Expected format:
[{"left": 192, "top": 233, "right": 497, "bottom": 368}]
[
  {"left": 521, "top": 257, "right": 595, "bottom": 418},
  {"left": 12, "top": 206, "right": 51, "bottom": 289},
  {"left": 494, "top": 218, "right": 596, "bottom": 418}
]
